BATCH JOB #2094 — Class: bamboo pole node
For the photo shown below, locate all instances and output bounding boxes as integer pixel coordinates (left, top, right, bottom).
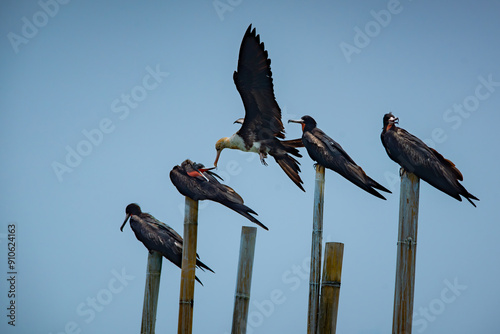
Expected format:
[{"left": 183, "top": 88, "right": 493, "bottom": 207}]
[
  {"left": 322, "top": 281, "right": 341, "bottom": 288},
  {"left": 397, "top": 237, "right": 416, "bottom": 247},
  {"left": 234, "top": 293, "right": 251, "bottom": 300}
]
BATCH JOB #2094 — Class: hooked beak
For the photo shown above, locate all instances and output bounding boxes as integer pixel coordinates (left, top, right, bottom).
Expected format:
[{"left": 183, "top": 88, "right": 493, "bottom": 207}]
[
  {"left": 288, "top": 119, "right": 304, "bottom": 124},
  {"left": 389, "top": 116, "right": 399, "bottom": 124},
  {"left": 120, "top": 214, "right": 130, "bottom": 232},
  {"left": 199, "top": 166, "right": 216, "bottom": 172},
  {"left": 187, "top": 167, "right": 215, "bottom": 182},
  {"left": 197, "top": 167, "right": 216, "bottom": 182},
  {"left": 233, "top": 118, "right": 244, "bottom": 125}
]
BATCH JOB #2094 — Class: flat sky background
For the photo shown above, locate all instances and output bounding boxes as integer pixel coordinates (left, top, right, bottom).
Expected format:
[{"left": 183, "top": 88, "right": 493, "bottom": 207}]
[{"left": 1, "top": 1, "right": 499, "bottom": 333}]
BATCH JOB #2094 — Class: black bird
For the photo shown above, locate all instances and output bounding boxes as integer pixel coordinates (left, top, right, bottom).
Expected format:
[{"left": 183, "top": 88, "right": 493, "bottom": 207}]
[
  {"left": 214, "top": 24, "right": 304, "bottom": 191},
  {"left": 170, "top": 159, "right": 269, "bottom": 230},
  {"left": 381, "top": 112, "right": 479, "bottom": 206},
  {"left": 120, "top": 203, "right": 214, "bottom": 285},
  {"left": 289, "top": 115, "right": 391, "bottom": 200}
]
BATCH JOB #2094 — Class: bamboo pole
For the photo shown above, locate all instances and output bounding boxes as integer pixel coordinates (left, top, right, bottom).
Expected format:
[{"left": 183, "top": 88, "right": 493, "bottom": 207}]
[
  {"left": 318, "top": 242, "right": 344, "bottom": 334},
  {"left": 140, "top": 251, "right": 163, "bottom": 334},
  {"left": 308, "top": 164, "right": 325, "bottom": 334},
  {"left": 231, "top": 226, "right": 258, "bottom": 334},
  {"left": 392, "top": 170, "right": 420, "bottom": 334},
  {"left": 178, "top": 197, "right": 199, "bottom": 334}
]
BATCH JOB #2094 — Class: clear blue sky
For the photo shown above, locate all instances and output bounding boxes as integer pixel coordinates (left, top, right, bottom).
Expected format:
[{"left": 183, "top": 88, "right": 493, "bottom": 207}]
[{"left": 1, "top": 1, "right": 499, "bottom": 333}]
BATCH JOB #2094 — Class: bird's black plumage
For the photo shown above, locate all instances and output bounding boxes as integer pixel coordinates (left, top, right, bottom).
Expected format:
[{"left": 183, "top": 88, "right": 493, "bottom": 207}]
[
  {"left": 289, "top": 115, "right": 391, "bottom": 199},
  {"left": 214, "top": 24, "right": 304, "bottom": 192},
  {"left": 120, "top": 203, "right": 214, "bottom": 285},
  {"left": 381, "top": 112, "right": 478, "bottom": 206},
  {"left": 170, "top": 159, "right": 268, "bottom": 230}
]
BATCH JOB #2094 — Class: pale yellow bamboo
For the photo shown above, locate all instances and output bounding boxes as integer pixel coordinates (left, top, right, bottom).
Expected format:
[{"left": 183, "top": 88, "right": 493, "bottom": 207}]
[
  {"left": 231, "top": 226, "right": 258, "bottom": 334},
  {"left": 318, "top": 242, "right": 344, "bottom": 334},
  {"left": 392, "top": 170, "right": 420, "bottom": 334},
  {"left": 140, "top": 251, "right": 163, "bottom": 334},
  {"left": 178, "top": 197, "right": 199, "bottom": 334}
]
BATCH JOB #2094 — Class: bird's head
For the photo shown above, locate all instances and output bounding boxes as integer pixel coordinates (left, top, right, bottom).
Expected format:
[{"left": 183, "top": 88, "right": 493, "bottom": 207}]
[
  {"left": 383, "top": 113, "right": 399, "bottom": 131},
  {"left": 121, "top": 203, "right": 142, "bottom": 231},
  {"left": 288, "top": 115, "right": 317, "bottom": 132},
  {"left": 214, "top": 137, "right": 230, "bottom": 167}
]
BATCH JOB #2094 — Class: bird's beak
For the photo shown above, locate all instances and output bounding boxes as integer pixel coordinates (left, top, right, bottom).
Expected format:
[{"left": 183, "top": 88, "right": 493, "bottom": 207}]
[
  {"left": 120, "top": 214, "right": 130, "bottom": 232},
  {"left": 390, "top": 117, "right": 399, "bottom": 124},
  {"left": 187, "top": 167, "right": 215, "bottom": 181},
  {"left": 197, "top": 169, "right": 210, "bottom": 181},
  {"left": 214, "top": 149, "right": 221, "bottom": 168},
  {"left": 288, "top": 119, "right": 303, "bottom": 124},
  {"left": 233, "top": 118, "right": 244, "bottom": 124}
]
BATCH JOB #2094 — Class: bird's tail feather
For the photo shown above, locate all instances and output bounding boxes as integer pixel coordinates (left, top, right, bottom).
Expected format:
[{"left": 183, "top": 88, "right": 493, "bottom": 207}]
[
  {"left": 281, "top": 140, "right": 303, "bottom": 158},
  {"left": 225, "top": 202, "right": 269, "bottom": 230},
  {"left": 275, "top": 155, "right": 305, "bottom": 192},
  {"left": 367, "top": 176, "right": 392, "bottom": 193},
  {"left": 459, "top": 184, "right": 479, "bottom": 207},
  {"left": 281, "top": 138, "right": 304, "bottom": 149},
  {"left": 196, "top": 259, "right": 215, "bottom": 273}
]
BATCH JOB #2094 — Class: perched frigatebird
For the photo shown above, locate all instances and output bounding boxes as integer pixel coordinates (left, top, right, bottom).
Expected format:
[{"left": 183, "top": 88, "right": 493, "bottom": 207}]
[
  {"left": 289, "top": 115, "right": 391, "bottom": 200},
  {"left": 214, "top": 24, "right": 304, "bottom": 191},
  {"left": 381, "top": 112, "right": 479, "bottom": 206},
  {"left": 120, "top": 203, "right": 214, "bottom": 285},
  {"left": 170, "top": 159, "right": 269, "bottom": 230}
]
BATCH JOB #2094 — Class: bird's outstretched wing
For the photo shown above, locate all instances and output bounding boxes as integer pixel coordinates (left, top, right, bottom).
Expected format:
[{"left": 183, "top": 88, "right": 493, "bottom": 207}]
[{"left": 234, "top": 25, "right": 284, "bottom": 146}]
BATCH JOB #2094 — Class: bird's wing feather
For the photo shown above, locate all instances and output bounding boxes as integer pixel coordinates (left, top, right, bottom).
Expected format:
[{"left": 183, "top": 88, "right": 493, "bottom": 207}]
[
  {"left": 234, "top": 25, "right": 284, "bottom": 146},
  {"left": 385, "top": 128, "right": 465, "bottom": 188}
]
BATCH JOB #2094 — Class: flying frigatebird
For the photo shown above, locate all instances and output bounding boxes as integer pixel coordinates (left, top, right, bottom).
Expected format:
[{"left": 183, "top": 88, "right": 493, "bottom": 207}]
[
  {"left": 120, "top": 203, "right": 214, "bottom": 285},
  {"left": 213, "top": 24, "right": 305, "bottom": 192},
  {"left": 170, "top": 159, "right": 269, "bottom": 230},
  {"left": 381, "top": 112, "right": 479, "bottom": 206},
  {"left": 289, "top": 115, "right": 391, "bottom": 200}
]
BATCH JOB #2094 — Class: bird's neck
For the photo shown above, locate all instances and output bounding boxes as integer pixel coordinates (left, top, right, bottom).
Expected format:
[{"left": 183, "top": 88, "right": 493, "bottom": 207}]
[{"left": 223, "top": 134, "right": 247, "bottom": 150}]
